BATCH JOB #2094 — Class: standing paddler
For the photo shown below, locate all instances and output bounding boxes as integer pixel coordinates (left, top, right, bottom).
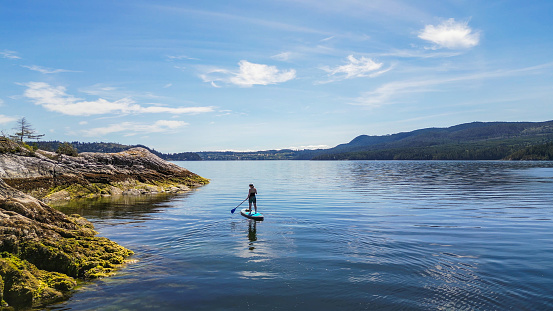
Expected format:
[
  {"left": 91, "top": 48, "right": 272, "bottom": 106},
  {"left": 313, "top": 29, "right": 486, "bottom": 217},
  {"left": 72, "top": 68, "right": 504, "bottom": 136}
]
[{"left": 246, "top": 183, "right": 257, "bottom": 214}]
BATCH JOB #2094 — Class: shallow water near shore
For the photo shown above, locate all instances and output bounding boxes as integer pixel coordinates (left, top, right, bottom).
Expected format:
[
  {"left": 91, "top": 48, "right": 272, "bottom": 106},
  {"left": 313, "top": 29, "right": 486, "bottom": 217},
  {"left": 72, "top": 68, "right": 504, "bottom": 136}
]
[{"left": 47, "top": 160, "right": 553, "bottom": 310}]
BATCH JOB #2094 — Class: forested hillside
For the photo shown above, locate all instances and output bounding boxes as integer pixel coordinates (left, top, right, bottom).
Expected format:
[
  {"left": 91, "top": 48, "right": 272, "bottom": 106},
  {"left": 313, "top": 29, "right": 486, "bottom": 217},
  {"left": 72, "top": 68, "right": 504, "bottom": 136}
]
[{"left": 313, "top": 121, "right": 553, "bottom": 160}]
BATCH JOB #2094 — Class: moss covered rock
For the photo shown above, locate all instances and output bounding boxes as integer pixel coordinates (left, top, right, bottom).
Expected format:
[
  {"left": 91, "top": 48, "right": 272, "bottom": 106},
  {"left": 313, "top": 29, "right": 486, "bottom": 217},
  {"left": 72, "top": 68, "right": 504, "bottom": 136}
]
[{"left": 0, "top": 179, "right": 133, "bottom": 309}]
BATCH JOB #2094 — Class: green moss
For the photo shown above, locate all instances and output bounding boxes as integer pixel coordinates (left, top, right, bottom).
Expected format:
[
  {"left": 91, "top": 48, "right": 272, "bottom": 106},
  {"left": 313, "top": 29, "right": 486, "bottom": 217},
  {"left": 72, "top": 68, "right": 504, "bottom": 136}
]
[
  {"left": 44, "top": 175, "right": 209, "bottom": 202},
  {"left": 0, "top": 234, "right": 133, "bottom": 308},
  {"left": 17, "top": 237, "right": 133, "bottom": 280},
  {"left": 44, "top": 182, "right": 116, "bottom": 202},
  {"left": 0, "top": 252, "right": 70, "bottom": 309}
]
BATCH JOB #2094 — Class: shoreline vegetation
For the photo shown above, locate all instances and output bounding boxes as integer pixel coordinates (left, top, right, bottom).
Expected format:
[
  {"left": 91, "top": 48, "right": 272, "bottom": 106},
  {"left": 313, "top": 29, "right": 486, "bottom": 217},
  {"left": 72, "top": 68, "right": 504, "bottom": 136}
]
[
  {"left": 33, "top": 120, "right": 553, "bottom": 161},
  {"left": 0, "top": 136, "right": 208, "bottom": 309}
]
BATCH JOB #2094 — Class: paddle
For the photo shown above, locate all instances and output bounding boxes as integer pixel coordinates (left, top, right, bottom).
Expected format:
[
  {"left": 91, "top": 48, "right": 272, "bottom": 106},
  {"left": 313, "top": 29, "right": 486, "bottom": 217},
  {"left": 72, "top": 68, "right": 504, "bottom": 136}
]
[{"left": 231, "top": 198, "right": 248, "bottom": 214}]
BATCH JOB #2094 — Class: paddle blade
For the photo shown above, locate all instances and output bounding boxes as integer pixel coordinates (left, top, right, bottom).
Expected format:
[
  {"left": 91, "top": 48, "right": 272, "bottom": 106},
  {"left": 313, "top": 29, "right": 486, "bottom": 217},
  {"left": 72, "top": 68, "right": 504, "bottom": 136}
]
[{"left": 231, "top": 208, "right": 236, "bottom": 214}]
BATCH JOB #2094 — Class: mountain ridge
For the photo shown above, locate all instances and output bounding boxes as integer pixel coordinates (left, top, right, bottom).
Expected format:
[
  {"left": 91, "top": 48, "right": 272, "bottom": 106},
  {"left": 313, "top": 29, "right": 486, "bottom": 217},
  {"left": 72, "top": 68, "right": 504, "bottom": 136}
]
[{"left": 315, "top": 120, "right": 553, "bottom": 160}]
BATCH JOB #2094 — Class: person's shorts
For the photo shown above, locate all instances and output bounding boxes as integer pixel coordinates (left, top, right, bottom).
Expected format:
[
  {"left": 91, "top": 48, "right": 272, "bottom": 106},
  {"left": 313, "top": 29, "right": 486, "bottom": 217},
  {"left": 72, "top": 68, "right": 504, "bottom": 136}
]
[{"left": 249, "top": 196, "right": 256, "bottom": 203}]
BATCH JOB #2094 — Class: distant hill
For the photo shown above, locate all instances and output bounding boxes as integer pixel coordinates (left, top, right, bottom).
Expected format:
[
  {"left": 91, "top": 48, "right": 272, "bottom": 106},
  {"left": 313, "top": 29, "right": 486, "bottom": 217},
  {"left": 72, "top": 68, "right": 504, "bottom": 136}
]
[
  {"left": 33, "top": 141, "right": 202, "bottom": 161},
  {"left": 313, "top": 120, "right": 553, "bottom": 160}
]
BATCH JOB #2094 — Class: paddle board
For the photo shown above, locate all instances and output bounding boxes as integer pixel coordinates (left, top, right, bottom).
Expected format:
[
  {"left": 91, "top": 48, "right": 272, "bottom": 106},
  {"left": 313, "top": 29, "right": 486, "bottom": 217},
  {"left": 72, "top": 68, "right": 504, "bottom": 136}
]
[{"left": 240, "top": 208, "right": 264, "bottom": 221}]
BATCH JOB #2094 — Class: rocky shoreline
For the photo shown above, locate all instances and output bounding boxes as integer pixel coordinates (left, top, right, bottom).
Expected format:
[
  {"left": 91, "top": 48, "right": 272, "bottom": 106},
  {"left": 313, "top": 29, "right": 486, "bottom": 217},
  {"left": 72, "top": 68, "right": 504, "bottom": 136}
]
[{"left": 0, "top": 141, "right": 208, "bottom": 309}]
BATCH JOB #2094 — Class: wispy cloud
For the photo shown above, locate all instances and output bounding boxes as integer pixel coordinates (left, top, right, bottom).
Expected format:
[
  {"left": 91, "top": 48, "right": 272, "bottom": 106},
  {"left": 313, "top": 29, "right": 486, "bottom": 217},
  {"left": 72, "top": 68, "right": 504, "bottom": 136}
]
[
  {"left": 151, "top": 5, "right": 331, "bottom": 36},
  {"left": 22, "top": 65, "right": 80, "bottom": 74},
  {"left": 319, "top": 55, "right": 391, "bottom": 83},
  {"left": 272, "top": 52, "right": 293, "bottom": 61},
  {"left": 82, "top": 120, "right": 188, "bottom": 137},
  {"left": 418, "top": 18, "right": 480, "bottom": 50},
  {"left": 166, "top": 54, "right": 199, "bottom": 61},
  {"left": 200, "top": 60, "right": 296, "bottom": 87},
  {"left": 351, "top": 79, "right": 435, "bottom": 108},
  {"left": 0, "top": 50, "right": 21, "bottom": 59},
  {"left": 380, "top": 49, "right": 463, "bottom": 59},
  {"left": 22, "top": 82, "right": 214, "bottom": 116},
  {"left": 0, "top": 114, "right": 17, "bottom": 124},
  {"left": 350, "top": 62, "right": 553, "bottom": 108}
]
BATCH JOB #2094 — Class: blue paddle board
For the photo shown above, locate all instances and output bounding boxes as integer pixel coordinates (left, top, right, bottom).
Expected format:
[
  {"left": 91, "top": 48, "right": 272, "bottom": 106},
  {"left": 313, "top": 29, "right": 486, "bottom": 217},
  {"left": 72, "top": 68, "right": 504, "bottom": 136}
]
[{"left": 240, "top": 208, "right": 264, "bottom": 221}]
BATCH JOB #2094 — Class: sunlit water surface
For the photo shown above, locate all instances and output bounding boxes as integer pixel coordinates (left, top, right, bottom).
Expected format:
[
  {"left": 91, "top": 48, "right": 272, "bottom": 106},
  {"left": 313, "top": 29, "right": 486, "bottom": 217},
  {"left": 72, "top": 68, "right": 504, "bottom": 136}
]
[{"left": 47, "top": 161, "right": 553, "bottom": 310}]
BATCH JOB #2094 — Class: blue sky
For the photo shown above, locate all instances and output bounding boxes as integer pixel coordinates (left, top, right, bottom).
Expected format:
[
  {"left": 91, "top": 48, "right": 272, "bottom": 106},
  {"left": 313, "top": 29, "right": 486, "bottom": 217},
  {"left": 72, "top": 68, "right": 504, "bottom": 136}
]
[{"left": 1, "top": 1, "right": 552, "bottom": 152}]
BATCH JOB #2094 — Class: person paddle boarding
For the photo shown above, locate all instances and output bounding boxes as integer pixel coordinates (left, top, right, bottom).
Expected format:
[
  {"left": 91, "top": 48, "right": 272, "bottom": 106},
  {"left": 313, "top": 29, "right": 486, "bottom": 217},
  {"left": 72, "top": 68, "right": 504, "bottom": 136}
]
[{"left": 246, "top": 183, "right": 257, "bottom": 214}]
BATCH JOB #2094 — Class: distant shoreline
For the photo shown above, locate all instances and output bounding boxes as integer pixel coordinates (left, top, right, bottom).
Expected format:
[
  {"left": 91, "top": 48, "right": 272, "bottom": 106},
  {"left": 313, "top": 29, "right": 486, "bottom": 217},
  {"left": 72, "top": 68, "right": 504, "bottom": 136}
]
[{"left": 32, "top": 120, "right": 553, "bottom": 161}]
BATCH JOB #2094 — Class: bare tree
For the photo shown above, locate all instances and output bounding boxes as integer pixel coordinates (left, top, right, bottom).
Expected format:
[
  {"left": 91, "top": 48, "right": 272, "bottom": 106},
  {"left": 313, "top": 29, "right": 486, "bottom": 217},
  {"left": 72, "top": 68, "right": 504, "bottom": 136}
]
[{"left": 10, "top": 117, "right": 45, "bottom": 142}]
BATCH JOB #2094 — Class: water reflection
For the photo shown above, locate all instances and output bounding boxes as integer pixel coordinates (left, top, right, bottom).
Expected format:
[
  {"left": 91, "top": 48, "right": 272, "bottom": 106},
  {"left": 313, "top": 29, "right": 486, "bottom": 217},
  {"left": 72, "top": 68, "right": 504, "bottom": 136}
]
[
  {"left": 50, "top": 193, "right": 191, "bottom": 221},
  {"left": 248, "top": 220, "right": 257, "bottom": 246}
]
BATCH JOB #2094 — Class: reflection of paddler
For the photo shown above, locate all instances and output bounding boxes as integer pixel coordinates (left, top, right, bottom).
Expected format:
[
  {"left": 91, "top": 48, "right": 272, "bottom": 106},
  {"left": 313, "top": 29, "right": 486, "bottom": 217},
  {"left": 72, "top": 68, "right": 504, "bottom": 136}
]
[{"left": 248, "top": 220, "right": 257, "bottom": 242}]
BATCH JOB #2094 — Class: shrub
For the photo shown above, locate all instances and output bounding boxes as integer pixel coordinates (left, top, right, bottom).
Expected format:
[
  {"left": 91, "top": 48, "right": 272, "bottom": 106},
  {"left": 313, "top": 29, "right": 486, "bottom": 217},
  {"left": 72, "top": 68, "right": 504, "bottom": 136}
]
[{"left": 56, "top": 142, "right": 78, "bottom": 157}]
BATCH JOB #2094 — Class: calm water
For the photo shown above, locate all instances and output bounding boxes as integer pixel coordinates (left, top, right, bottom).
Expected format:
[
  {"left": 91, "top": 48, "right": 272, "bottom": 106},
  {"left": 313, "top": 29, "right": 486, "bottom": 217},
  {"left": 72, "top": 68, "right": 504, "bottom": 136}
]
[{"left": 47, "top": 161, "right": 553, "bottom": 311}]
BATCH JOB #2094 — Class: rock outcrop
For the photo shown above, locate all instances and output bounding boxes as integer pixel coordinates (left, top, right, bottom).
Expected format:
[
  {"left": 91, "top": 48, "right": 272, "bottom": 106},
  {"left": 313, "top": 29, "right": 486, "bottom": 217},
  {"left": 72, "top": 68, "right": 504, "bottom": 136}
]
[
  {"left": 0, "top": 140, "right": 209, "bottom": 309},
  {"left": 0, "top": 147, "right": 209, "bottom": 202}
]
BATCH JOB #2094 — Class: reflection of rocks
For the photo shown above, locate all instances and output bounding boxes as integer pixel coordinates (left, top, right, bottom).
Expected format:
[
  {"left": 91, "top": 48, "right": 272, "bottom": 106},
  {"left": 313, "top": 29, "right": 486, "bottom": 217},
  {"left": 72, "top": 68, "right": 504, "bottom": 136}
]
[
  {"left": 0, "top": 178, "right": 133, "bottom": 309},
  {"left": 0, "top": 147, "right": 209, "bottom": 202},
  {"left": 51, "top": 193, "right": 182, "bottom": 221}
]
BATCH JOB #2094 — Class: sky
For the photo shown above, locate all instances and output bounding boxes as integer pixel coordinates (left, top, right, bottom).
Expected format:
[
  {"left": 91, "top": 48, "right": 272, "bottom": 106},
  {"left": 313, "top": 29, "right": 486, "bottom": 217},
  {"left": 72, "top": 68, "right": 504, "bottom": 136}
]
[{"left": 1, "top": 1, "right": 552, "bottom": 152}]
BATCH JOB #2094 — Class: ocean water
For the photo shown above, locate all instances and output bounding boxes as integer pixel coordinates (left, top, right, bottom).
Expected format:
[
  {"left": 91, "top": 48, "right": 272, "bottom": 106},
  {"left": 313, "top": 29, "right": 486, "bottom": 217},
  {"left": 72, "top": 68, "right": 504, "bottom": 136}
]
[{"left": 48, "top": 161, "right": 553, "bottom": 310}]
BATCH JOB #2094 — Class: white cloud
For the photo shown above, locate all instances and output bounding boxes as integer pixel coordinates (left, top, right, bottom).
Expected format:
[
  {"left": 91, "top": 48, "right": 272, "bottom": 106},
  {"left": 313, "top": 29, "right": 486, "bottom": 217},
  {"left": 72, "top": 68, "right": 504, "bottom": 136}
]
[
  {"left": 22, "top": 65, "right": 80, "bottom": 74},
  {"left": 22, "top": 82, "right": 214, "bottom": 116},
  {"left": 82, "top": 120, "right": 188, "bottom": 137},
  {"left": 319, "top": 55, "right": 390, "bottom": 83},
  {"left": 0, "top": 50, "right": 20, "bottom": 59},
  {"left": 0, "top": 114, "right": 17, "bottom": 124},
  {"left": 201, "top": 60, "right": 296, "bottom": 87},
  {"left": 418, "top": 18, "right": 480, "bottom": 50}
]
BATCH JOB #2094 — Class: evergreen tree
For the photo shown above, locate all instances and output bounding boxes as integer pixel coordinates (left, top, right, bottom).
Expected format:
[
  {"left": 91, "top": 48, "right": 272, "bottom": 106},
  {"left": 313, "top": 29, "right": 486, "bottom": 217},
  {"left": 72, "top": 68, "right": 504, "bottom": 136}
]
[{"left": 10, "top": 117, "right": 44, "bottom": 142}]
